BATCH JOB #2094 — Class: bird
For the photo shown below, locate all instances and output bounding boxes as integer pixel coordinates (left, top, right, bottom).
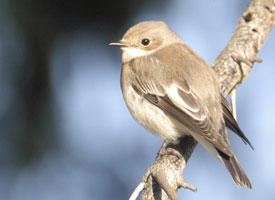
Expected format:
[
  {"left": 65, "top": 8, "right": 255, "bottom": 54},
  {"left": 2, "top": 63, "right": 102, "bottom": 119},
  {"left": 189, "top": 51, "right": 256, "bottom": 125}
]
[{"left": 110, "top": 21, "right": 253, "bottom": 188}]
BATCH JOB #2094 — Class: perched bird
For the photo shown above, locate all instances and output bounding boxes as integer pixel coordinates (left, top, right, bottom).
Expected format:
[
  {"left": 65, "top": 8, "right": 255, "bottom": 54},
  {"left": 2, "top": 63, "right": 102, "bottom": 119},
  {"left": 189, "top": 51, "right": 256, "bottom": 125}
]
[{"left": 110, "top": 21, "right": 253, "bottom": 188}]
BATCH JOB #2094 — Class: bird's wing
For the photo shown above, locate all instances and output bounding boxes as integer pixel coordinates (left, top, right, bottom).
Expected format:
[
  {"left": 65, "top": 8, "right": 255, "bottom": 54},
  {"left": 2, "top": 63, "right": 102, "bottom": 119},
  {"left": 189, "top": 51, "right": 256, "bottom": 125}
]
[
  {"left": 132, "top": 76, "right": 232, "bottom": 156},
  {"left": 221, "top": 95, "right": 254, "bottom": 149}
]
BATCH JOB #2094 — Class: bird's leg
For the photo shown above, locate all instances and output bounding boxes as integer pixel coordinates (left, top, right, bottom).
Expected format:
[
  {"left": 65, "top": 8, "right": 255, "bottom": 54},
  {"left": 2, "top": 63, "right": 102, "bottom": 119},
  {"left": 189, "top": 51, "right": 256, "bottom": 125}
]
[
  {"left": 158, "top": 143, "right": 183, "bottom": 159},
  {"left": 138, "top": 162, "right": 197, "bottom": 200},
  {"left": 129, "top": 141, "right": 197, "bottom": 200}
]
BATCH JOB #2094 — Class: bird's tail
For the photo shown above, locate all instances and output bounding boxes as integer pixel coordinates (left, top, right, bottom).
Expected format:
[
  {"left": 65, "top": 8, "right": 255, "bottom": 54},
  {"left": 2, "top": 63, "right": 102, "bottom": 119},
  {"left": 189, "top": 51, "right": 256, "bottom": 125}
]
[{"left": 217, "top": 149, "right": 252, "bottom": 189}]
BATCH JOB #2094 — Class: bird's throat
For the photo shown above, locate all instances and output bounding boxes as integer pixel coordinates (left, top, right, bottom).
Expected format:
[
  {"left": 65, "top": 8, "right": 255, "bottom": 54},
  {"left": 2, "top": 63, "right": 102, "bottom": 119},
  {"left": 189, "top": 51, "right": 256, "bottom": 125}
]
[{"left": 122, "top": 47, "right": 151, "bottom": 63}]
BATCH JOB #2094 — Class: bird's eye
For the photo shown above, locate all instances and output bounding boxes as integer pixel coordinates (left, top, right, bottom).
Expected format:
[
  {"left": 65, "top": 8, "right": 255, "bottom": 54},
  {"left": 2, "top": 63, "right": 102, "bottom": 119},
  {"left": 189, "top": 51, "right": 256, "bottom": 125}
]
[{"left": 141, "top": 38, "right": 150, "bottom": 46}]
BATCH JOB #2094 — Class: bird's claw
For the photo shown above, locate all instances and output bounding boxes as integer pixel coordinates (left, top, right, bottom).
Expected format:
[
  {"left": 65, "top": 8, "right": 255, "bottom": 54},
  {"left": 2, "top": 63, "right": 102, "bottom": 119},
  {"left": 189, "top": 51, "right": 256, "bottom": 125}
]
[{"left": 159, "top": 145, "right": 183, "bottom": 160}]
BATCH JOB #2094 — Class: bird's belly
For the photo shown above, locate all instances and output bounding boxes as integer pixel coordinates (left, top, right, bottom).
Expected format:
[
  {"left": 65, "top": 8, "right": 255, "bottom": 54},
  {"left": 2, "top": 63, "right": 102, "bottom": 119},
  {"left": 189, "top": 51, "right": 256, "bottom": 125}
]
[{"left": 123, "top": 86, "right": 186, "bottom": 144}]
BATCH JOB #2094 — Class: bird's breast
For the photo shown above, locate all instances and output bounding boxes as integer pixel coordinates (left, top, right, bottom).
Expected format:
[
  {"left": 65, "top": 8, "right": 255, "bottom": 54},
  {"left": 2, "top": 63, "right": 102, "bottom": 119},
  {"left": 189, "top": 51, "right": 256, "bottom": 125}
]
[{"left": 121, "top": 84, "right": 185, "bottom": 144}]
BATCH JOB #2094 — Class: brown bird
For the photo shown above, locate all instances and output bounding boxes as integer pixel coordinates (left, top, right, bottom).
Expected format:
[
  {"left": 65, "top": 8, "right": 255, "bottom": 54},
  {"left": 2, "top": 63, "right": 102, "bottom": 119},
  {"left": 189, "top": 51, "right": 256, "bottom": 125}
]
[{"left": 110, "top": 21, "right": 253, "bottom": 188}]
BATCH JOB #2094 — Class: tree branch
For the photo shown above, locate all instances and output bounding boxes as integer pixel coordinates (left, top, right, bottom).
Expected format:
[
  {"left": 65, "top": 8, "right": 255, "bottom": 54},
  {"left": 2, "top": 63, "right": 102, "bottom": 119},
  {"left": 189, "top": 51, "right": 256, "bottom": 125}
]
[
  {"left": 133, "top": 0, "right": 275, "bottom": 199},
  {"left": 213, "top": 0, "right": 275, "bottom": 96}
]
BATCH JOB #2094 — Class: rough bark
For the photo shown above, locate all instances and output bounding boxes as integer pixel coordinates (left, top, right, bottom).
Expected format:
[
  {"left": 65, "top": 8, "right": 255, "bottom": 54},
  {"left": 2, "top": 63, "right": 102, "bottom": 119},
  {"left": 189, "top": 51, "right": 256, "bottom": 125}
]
[{"left": 136, "top": 0, "right": 275, "bottom": 199}]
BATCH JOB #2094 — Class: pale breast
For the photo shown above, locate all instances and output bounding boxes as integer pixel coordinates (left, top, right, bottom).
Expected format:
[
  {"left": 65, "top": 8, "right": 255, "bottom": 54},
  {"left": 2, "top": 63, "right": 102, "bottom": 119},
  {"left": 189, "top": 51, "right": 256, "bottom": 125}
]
[{"left": 122, "top": 85, "right": 184, "bottom": 144}]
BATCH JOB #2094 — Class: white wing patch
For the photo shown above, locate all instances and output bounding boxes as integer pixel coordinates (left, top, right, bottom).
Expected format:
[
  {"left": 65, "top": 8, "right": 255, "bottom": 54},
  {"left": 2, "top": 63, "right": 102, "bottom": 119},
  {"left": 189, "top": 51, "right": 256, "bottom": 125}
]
[
  {"left": 166, "top": 84, "right": 206, "bottom": 122},
  {"left": 167, "top": 84, "right": 199, "bottom": 113}
]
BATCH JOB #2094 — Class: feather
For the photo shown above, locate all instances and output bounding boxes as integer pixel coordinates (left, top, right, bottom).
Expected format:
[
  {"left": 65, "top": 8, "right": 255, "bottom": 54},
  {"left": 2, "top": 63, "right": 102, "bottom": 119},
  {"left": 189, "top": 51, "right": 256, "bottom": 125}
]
[
  {"left": 221, "top": 95, "right": 254, "bottom": 150},
  {"left": 217, "top": 148, "right": 252, "bottom": 189}
]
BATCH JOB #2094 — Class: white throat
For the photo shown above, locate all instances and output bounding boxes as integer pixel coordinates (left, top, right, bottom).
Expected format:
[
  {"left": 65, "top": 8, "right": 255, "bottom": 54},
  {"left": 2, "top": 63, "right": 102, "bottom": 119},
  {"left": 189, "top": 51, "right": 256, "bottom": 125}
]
[{"left": 122, "top": 47, "right": 152, "bottom": 63}]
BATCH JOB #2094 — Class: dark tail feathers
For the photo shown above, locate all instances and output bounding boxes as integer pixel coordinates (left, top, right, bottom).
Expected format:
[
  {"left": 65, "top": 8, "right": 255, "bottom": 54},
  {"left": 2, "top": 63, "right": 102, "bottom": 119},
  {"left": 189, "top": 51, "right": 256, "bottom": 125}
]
[
  {"left": 217, "top": 149, "right": 252, "bottom": 189},
  {"left": 221, "top": 95, "right": 254, "bottom": 150}
]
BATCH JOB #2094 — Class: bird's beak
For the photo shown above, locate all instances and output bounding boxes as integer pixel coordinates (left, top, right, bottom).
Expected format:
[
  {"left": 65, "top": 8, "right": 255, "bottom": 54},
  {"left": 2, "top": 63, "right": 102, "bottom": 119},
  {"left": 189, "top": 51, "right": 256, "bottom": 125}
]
[{"left": 109, "top": 40, "right": 129, "bottom": 48}]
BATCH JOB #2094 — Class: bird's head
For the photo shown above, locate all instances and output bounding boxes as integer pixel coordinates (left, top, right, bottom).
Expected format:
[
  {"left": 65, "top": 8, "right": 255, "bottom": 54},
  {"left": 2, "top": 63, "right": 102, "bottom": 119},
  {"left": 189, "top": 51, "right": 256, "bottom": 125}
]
[{"left": 110, "top": 21, "right": 182, "bottom": 63}]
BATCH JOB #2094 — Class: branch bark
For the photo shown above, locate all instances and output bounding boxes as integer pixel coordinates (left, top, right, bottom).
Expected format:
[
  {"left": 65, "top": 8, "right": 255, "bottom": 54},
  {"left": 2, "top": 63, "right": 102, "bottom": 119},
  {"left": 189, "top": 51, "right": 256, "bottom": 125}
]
[{"left": 135, "top": 0, "right": 275, "bottom": 200}]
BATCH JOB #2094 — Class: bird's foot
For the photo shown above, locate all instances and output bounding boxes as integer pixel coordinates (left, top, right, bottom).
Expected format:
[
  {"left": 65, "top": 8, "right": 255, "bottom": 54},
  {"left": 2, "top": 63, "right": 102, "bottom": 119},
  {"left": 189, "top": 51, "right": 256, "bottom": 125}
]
[
  {"left": 128, "top": 143, "right": 197, "bottom": 200},
  {"left": 158, "top": 144, "right": 183, "bottom": 160}
]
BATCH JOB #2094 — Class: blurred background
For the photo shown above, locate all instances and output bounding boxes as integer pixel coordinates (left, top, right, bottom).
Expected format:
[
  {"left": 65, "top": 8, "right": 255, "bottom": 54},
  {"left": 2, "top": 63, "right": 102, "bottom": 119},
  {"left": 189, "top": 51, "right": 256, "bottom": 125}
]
[{"left": 0, "top": 0, "right": 274, "bottom": 199}]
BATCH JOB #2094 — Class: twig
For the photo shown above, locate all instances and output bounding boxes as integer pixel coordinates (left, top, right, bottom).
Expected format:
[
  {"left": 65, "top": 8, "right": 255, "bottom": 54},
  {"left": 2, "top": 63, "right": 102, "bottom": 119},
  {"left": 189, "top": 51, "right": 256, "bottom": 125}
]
[
  {"left": 231, "top": 89, "right": 238, "bottom": 120},
  {"left": 129, "top": 182, "right": 145, "bottom": 200}
]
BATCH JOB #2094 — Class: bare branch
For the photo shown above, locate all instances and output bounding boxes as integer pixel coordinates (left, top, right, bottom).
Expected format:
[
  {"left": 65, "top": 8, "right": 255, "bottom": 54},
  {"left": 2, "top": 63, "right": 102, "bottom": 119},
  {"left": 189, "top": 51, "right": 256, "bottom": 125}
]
[
  {"left": 230, "top": 89, "right": 238, "bottom": 120},
  {"left": 213, "top": 0, "right": 275, "bottom": 96},
  {"left": 133, "top": 0, "right": 275, "bottom": 199},
  {"left": 129, "top": 182, "right": 145, "bottom": 200}
]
